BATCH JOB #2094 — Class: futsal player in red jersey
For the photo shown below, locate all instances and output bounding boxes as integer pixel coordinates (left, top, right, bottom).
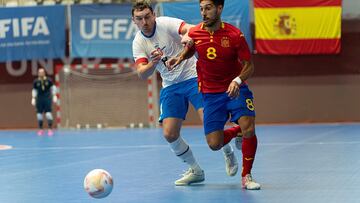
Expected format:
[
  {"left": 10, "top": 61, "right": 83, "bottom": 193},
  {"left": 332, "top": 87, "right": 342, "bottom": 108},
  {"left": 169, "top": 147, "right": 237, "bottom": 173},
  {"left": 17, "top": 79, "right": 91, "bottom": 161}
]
[{"left": 167, "top": 0, "right": 261, "bottom": 190}]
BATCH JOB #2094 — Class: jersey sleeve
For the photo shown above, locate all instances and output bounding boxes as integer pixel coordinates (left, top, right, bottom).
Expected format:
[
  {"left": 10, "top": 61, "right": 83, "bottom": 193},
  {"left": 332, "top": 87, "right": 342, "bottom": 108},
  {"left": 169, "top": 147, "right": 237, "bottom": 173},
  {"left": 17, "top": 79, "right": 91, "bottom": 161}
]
[
  {"left": 236, "top": 32, "right": 251, "bottom": 61},
  {"left": 186, "top": 27, "right": 196, "bottom": 51},
  {"left": 157, "top": 16, "right": 185, "bottom": 36},
  {"left": 132, "top": 37, "right": 149, "bottom": 66},
  {"left": 188, "top": 26, "right": 195, "bottom": 38}
]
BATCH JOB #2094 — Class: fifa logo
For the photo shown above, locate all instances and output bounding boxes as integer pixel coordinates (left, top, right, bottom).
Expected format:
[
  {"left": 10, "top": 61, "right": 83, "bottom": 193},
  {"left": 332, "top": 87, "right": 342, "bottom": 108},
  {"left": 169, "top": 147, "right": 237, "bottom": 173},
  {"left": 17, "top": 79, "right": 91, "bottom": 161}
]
[
  {"left": 0, "top": 17, "right": 50, "bottom": 39},
  {"left": 274, "top": 14, "right": 296, "bottom": 36}
]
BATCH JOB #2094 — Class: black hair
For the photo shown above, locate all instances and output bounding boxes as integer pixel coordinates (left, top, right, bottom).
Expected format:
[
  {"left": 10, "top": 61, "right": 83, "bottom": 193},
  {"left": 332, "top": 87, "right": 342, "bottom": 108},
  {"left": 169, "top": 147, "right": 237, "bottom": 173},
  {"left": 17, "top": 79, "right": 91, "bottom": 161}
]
[{"left": 200, "top": 0, "right": 224, "bottom": 6}]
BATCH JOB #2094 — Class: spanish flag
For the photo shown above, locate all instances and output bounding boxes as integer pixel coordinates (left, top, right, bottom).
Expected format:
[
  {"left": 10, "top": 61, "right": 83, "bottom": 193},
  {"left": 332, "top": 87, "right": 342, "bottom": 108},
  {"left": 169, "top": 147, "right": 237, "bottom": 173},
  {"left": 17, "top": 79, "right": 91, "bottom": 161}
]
[{"left": 254, "top": 0, "right": 342, "bottom": 55}]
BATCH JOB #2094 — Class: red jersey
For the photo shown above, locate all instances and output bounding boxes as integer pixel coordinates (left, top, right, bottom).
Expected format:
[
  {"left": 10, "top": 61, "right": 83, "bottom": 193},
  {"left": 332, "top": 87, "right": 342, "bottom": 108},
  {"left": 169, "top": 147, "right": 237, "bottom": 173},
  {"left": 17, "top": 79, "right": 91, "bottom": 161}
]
[{"left": 188, "top": 22, "right": 251, "bottom": 93}]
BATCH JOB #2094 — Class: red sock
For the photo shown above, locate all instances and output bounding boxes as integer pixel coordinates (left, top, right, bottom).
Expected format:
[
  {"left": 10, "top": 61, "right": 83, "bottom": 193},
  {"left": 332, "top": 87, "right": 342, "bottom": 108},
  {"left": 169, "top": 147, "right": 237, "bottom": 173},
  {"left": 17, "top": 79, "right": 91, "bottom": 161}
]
[
  {"left": 242, "top": 135, "right": 258, "bottom": 177},
  {"left": 223, "top": 126, "right": 241, "bottom": 145}
]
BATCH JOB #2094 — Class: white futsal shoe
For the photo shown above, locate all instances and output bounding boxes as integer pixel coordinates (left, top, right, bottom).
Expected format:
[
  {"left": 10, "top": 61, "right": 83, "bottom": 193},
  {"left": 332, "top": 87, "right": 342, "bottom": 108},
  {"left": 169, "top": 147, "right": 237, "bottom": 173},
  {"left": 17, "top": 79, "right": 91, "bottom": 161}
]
[
  {"left": 235, "top": 134, "right": 243, "bottom": 150},
  {"left": 242, "top": 174, "right": 261, "bottom": 190},
  {"left": 224, "top": 149, "right": 238, "bottom": 176},
  {"left": 230, "top": 124, "right": 242, "bottom": 150},
  {"left": 175, "top": 168, "right": 205, "bottom": 186}
]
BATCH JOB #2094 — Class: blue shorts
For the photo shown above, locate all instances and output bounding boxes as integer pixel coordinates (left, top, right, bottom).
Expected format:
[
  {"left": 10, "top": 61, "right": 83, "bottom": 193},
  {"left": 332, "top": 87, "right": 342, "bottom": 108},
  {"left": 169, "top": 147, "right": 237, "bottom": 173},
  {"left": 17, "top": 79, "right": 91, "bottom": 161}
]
[
  {"left": 203, "top": 85, "right": 256, "bottom": 135},
  {"left": 159, "top": 77, "right": 203, "bottom": 122}
]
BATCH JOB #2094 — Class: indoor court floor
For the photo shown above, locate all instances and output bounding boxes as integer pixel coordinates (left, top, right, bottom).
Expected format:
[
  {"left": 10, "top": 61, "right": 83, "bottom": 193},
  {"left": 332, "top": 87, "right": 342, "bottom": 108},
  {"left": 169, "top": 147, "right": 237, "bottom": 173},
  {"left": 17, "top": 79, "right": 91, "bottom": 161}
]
[{"left": 0, "top": 123, "right": 359, "bottom": 203}]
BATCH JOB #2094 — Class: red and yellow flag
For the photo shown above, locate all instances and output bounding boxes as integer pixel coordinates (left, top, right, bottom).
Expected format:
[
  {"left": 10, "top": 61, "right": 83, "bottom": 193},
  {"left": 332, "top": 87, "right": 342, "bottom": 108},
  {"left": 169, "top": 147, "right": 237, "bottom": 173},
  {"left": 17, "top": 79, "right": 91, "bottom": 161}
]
[{"left": 254, "top": 0, "right": 342, "bottom": 55}]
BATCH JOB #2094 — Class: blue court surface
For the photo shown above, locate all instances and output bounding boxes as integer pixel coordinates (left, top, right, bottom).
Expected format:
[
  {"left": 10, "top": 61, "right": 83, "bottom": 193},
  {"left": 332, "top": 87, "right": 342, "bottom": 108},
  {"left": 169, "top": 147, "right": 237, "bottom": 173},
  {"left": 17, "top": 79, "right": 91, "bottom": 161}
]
[{"left": 0, "top": 123, "right": 359, "bottom": 203}]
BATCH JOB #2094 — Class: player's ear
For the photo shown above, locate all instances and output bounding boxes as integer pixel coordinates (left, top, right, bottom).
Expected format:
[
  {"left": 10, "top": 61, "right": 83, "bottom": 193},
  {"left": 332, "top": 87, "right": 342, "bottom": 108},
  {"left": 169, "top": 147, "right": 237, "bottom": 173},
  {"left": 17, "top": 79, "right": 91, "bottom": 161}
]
[
  {"left": 217, "top": 5, "right": 223, "bottom": 14},
  {"left": 131, "top": 16, "right": 135, "bottom": 23}
]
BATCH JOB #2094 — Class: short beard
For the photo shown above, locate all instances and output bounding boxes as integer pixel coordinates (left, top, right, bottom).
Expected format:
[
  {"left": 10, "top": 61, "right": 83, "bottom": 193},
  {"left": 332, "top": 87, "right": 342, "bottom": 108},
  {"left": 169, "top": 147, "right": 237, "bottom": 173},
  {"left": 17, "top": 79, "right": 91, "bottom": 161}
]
[{"left": 203, "top": 15, "right": 220, "bottom": 28}]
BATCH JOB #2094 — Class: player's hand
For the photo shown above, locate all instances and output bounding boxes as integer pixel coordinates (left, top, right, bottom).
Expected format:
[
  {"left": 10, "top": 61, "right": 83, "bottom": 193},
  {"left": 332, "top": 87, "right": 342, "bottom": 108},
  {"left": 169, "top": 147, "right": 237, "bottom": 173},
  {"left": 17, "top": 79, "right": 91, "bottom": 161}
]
[
  {"left": 150, "top": 49, "right": 162, "bottom": 64},
  {"left": 166, "top": 57, "right": 181, "bottom": 71},
  {"left": 31, "top": 98, "right": 36, "bottom": 106},
  {"left": 226, "top": 81, "right": 240, "bottom": 98},
  {"left": 52, "top": 95, "right": 57, "bottom": 103}
]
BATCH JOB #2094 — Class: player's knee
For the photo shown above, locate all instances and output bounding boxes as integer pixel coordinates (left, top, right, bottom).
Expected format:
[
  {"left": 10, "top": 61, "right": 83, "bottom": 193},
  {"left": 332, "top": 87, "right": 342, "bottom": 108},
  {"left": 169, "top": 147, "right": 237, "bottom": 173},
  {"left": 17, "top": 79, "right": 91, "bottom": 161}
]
[
  {"left": 239, "top": 117, "right": 256, "bottom": 138},
  {"left": 242, "top": 126, "right": 255, "bottom": 138},
  {"left": 36, "top": 113, "right": 43, "bottom": 121},
  {"left": 45, "top": 112, "right": 53, "bottom": 120},
  {"left": 163, "top": 128, "right": 180, "bottom": 143},
  {"left": 206, "top": 137, "right": 222, "bottom": 151},
  {"left": 208, "top": 143, "right": 222, "bottom": 151}
]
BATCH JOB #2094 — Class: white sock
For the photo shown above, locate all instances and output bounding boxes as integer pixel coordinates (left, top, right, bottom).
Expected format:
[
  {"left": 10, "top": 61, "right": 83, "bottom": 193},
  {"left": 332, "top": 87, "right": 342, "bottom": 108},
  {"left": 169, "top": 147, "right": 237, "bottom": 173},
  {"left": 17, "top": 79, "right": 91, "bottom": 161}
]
[
  {"left": 169, "top": 136, "right": 202, "bottom": 173},
  {"left": 222, "top": 144, "right": 233, "bottom": 155}
]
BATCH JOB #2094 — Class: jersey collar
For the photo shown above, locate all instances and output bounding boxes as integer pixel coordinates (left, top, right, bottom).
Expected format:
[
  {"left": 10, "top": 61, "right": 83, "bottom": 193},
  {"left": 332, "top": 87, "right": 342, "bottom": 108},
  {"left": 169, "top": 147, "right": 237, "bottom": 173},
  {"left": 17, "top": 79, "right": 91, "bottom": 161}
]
[
  {"left": 141, "top": 22, "right": 157, "bottom": 38},
  {"left": 200, "top": 21, "right": 225, "bottom": 30},
  {"left": 38, "top": 76, "right": 47, "bottom": 80}
]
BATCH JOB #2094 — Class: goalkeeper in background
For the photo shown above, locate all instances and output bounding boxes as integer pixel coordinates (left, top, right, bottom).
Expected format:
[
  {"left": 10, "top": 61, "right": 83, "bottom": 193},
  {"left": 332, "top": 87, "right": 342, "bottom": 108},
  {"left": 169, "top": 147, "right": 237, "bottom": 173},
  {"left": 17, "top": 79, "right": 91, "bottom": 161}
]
[{"left": 31, "top": 68, "right": 57, "bottom": 136}]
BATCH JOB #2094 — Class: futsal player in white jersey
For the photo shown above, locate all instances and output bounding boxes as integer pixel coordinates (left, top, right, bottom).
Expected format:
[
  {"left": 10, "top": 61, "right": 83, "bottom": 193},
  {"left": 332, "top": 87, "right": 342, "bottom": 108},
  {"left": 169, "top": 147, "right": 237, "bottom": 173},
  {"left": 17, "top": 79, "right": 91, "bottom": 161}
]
[{"left": 132, "top": 1, "right": 238, "bottom": 186}]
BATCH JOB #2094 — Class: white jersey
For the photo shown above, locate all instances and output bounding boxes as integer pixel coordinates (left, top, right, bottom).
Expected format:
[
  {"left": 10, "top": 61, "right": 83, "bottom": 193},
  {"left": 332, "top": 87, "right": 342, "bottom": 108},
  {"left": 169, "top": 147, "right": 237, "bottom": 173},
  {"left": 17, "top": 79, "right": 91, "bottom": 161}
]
[{"left": 132, "top": 16, "right": 198, "bottom": 88}]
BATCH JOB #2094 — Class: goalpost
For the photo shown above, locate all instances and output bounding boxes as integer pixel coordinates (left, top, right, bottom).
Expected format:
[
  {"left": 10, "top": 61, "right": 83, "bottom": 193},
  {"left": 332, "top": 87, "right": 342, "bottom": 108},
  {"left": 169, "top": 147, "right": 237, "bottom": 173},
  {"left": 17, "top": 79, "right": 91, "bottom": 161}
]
[{"left": 54, "top": 62, "right": 159, "bottom": 129}]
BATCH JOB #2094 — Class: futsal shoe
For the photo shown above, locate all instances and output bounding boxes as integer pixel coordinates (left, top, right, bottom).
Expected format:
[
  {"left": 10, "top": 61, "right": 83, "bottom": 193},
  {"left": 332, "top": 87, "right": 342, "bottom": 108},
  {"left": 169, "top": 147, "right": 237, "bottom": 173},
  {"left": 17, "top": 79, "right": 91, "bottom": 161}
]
[
  {"left": 47, "top": 129, "right": 54, "bottom": 136},
  {"left": 235, "top": 134, "right": 243, "bottom": 150},
  {"left": 224, "top": 150, "right": 238, "bottom": 176},
  {"left": 242, "top": 174, "right": 261, "bottom": 190},
  {"left": 37, "top": 130, "right": 44, "bottom": 136},
  {"left": 175, "top": 168, "right": 205, "bottom": 186}
]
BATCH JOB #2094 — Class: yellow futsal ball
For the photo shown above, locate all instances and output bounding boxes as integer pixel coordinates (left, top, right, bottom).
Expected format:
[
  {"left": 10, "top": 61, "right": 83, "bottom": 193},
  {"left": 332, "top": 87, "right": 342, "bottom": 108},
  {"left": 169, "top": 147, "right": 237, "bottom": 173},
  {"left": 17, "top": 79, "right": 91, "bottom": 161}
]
[{"left": 84, "top": 169, "right": 113, "bottom": 199}]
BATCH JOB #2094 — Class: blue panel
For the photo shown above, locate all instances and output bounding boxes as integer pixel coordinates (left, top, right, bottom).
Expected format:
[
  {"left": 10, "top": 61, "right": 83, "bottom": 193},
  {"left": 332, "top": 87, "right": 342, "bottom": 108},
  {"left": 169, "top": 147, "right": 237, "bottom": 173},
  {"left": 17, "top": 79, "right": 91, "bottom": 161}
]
[
  {"left": 71, "top": 4, "right": 136, "bottom": 58},
  {"left": 0, "top": 6, "right": 66, "bottom": 62},
  {"left": 161, "top": 1, "right": 252, "bottom": 50}
]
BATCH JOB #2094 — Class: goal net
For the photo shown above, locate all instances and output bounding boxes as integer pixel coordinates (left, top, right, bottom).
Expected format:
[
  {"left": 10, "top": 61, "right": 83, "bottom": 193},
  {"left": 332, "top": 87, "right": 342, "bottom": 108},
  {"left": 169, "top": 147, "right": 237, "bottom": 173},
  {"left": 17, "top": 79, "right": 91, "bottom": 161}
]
[{"left": 55, "top": 63, "right": 159, "bottom": 129}]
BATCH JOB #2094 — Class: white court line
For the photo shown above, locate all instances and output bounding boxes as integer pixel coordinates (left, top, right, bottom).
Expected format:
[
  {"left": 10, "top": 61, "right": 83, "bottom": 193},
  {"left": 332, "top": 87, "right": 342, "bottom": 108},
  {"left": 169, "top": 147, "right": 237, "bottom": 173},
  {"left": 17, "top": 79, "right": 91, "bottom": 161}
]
[
  {"left": 259, "top": 141, "right": 360, "bottom": 146},
  {"left": 260, "top": 128, "right": 345, "bottom": 153},
  {"left": 11, "top": 145, "right": 171, "bottom": 150},
  {"left": 0, "top": 147, "right": 158, "bottom": 178},
  {"left": 2, "top": 141, "right": 359, "bottom": 177},
  {"left": 9, "top": 139, "right": 360, "bottom": 151}
]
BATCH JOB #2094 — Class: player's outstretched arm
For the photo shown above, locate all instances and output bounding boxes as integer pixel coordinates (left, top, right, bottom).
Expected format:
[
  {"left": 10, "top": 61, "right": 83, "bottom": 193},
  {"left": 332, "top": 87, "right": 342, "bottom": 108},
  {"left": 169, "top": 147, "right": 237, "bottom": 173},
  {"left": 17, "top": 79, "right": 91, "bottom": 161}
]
[
  {"left": 179, "top": 23, "right": 194, "bottom": 45},
  {"left": 179, "top": 23, "right": 194, "bottom": 36},
  {"left": 136, "top": 61, "right": 157, "bottom": 80},
  {"left": 166, "top": 40, "right": 196, "bottom": 71},
  {"left": 135, "top": 50, "right": 162, "bottom": 79}
]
